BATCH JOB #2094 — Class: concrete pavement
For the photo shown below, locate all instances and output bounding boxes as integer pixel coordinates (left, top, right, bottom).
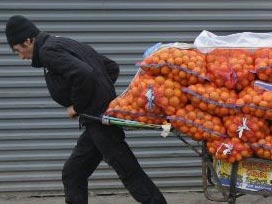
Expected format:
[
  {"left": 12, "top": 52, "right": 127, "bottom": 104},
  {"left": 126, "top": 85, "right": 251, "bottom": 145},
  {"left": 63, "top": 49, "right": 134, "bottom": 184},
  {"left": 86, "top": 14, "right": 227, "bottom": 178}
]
[{"left": 0, "top": 191, "right": 272, "bottom": 204}]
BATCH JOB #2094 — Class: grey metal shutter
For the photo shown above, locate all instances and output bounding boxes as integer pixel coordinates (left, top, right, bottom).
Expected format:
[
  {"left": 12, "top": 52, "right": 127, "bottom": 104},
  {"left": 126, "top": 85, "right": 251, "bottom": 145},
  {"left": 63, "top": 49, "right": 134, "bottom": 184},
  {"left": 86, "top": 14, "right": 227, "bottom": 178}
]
[{"left": 0, "top": 0, "right": 272, "bottom": 193}]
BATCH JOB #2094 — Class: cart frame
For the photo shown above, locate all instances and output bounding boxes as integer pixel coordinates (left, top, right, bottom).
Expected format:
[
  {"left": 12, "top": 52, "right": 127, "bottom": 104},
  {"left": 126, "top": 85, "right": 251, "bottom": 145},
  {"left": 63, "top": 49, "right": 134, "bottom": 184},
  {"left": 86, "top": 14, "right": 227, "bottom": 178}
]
[{"left": 176, "top": 133, "right": 272, "bottom": 204}]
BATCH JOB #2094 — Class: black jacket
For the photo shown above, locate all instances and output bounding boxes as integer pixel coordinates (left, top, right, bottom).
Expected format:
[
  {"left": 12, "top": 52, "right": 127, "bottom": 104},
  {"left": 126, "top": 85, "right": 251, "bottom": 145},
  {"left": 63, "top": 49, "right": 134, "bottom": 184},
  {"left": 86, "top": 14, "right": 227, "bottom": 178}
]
[{"left": 32, "top": 32, "right": 119, "bottom": 117}]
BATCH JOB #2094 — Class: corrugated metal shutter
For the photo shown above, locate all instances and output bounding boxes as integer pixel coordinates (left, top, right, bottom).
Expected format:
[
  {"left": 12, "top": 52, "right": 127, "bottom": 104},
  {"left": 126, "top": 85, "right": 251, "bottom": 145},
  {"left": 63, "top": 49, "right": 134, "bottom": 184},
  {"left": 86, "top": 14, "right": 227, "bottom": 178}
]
[{"left": 0, "top": 0, "right": 272, "bottom": 193}]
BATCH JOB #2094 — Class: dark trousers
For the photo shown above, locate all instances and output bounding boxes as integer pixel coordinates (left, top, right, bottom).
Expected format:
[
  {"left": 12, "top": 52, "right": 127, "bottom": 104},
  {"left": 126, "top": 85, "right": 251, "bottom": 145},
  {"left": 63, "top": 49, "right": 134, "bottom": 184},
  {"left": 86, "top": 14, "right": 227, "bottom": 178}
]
[{"left": 62, "top": 122, "right": 167, "bottom": 204}]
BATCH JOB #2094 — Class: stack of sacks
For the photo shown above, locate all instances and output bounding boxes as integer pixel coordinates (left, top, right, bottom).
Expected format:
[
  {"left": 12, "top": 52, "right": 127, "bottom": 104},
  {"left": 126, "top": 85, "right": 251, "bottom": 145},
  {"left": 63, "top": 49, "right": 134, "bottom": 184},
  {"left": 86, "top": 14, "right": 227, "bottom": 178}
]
[{"left": 105, "top": 32, "right": 272, "bottom": 163}]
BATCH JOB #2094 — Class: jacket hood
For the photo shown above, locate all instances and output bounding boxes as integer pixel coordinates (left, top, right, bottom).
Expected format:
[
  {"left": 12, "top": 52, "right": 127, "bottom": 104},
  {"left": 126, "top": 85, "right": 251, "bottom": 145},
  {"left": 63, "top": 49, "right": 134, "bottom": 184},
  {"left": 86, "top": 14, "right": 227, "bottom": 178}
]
[{"left": 32, "top": 32, "right": 50, "bottom": 68}]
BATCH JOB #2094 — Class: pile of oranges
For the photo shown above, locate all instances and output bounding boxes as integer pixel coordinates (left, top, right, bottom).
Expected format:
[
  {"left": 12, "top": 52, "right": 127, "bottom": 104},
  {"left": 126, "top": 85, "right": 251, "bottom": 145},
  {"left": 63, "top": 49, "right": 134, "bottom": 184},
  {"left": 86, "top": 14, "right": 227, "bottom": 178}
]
[
  {"left": 206, "top": 49, "right": 255, "bottom": 91},
  {"left": 183, "top": 84, "right": 239, "bottom": 116},
  {"left": 237, "top": 86, "right": 272, "bottom": 119},
  {"left": 140, "top": 47, "right": 207, "bottom": 86},
  {"left": 252, "top": 135, "right": 272, "bottom": 160},
  {"left": 207, "top": 137, "right": 253, "bottom": 163},
  {"left": 153, "top": 76, "right": 188, "bottom": 115},
  {"left": 168, "top": 105, "right": 226, "bottom": 141},
  {"left": 106, "top": 71, "right": 166, "bottom": 124},
  {"left": 105, "top": 44, "right": 272, "bottom": 163},
  {"left": 223, "top": 114, "right": 270, "bottom": 143},
  {"left": 254, "top": 48, "right": 272, "bottom": 82}
]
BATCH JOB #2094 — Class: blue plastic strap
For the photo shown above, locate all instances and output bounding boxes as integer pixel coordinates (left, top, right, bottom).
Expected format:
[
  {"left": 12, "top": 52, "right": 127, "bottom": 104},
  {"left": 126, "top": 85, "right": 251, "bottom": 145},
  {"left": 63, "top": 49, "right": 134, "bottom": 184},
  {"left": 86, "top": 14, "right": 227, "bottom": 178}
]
[{"left": 254, "top": 80, "right": 272, "bottom": 91}]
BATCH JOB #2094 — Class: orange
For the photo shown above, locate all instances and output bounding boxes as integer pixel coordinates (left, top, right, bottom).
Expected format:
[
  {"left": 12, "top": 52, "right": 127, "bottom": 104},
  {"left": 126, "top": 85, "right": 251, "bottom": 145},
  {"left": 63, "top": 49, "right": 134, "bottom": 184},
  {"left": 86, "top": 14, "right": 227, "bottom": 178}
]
[
  {"left": 164, "top": 88, "right": 174, "bottom": 98},
  {"left": 218, "top": 107, "right": 229, "bottom": 116},
  {"left": 173, "top": 89, "right": 182, "bottom": 97},
  {"left": 185, "top": 104, "right": 195, "bottom": 112},
  {"left": 165, "top": 106, "right": 176, "bottom": 115},
  {"left": 256, "top": 148, "right": 264, "bottom": 157},
  {"left": 159, "top": 97, "right": 169, "bottom": 107},
  {"left": 213, "top": 125, "right": 221, "bottom": 133},
  {"left": 167, "top": 57, "right": 175, "bottom": 65},
  {"left": 173, "top": 49, "right": 182, "bottom": 58},
  {"left": 199, "top": 102, "right": 208, "bottom": 111},
  {"left": 136, "top": 97, "right": 146, "bottom": 107},
  {"left": 187, "top": 111, "right": 197, "bottom": 121},
  {"left": 182, "top": 55, "right": 189, "bottom": 64},
  {"left": 243, "top": 94, "right": 252, "bottom": 103},
  {"left": 154, "top": 76, "right": 165, "bottom": 85},
  {"left": 159, "top": 53, "right": 169, "bottom": 61},
  {"left": 263, "top": 92, "right": 272, "bottom": 102},
  {"left": 255, "top": 109, "right": 265, "bottom": 117},
  {"left": 119, "top": 98, "right": 130, "bottom": 106},
  {"left": 160, "top": 66, "right": 170, "bottom": 75},
  {"left": 180, "top": 125, "right": 189, "bottom": 133},
  {"left": 208, "top": 146, "right": 216, "bottom": 154},
  {"left": 164, "top": 79, "right": 175, "bottom": 89},
  {"left": 193, "top": 132, "right": 203, "bottom": 141},
  {"left": 174, "top": 57, "right": 183, "bottom": 65},
  {"left": 259, "top": 101, "right": 268, "bottom": 108},
  {"left": 209, "top": 91, "right": 220, "bottom": 101},
  {"left": 220, "top": 91, "right": 230, "bottom": 101},
  {"left": 151, "top": 56, "right": 160, "bottom": 64},
  {"left": 138, "top": 116, "right": 148, "bottom": 123},
  {"left": 203, "top": 121, "right": 213, "bottom": 129},
  {"left": 144, "top": 56, "right": 153, "bottom": 64},
  {"left": 176, "top": 108, "right": 185, "bottom": 117},
  {"left": 169, "top": 96, "right": 180, "bottom": 107},
  {"left": 187, "top": 62, "right": 195, "bottom": 69}
]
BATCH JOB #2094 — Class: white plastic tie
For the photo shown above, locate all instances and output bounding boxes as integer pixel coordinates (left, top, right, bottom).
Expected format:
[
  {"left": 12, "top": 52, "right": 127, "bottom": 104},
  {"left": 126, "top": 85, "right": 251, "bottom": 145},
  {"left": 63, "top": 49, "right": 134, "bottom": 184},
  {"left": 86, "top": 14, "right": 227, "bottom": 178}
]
[
  {"left": 101, "top": 116, "right": 110, "bottom": 125},
  {"left": 236, "top": 117, "right": 250, "bottom": 138},
  {"left": 145, "top": 85, "right": 155, "bottom": 110},
  {"left": 216, "top": 143, "right": 233, "bottom": 156},
  {"left": 160, "top": 124, "right": 171, "bottom": 137}
]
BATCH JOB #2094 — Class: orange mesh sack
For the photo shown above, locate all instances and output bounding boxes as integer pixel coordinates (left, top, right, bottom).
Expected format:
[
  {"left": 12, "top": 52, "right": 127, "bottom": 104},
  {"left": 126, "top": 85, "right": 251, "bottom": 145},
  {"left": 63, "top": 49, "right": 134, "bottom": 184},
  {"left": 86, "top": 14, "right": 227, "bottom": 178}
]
[
  {"left": 205, "top": 49, "right": 255, "bottom": 91},
  {"left": 237, "top": 80, "right": 272, "bottom": 119},
  {"left": 183, "top": 83, "right": 241, "bottom": 117},
  {"left": 152, "top": 76, "right": 188, "bottom": 115},
  {"left": 254, "top": 48, "right": 272, "bottom": 82},
  {"left": 105, "top": 70, "right": 166, "bottom": 125},
  {"left": 138, "top": 43, "right": 208, "bottom": 86},
  {"left": 207, "top": 137, "right": 253, "bottom": 163},
  {"left": 252, "top": 136, "right": 272, "bottom": 160},
  {"left": 168, "top": 105, "right": 227, "bottom": 141},
  {"left": 223, "top": 114, "right": 269, "bottom": 143}
]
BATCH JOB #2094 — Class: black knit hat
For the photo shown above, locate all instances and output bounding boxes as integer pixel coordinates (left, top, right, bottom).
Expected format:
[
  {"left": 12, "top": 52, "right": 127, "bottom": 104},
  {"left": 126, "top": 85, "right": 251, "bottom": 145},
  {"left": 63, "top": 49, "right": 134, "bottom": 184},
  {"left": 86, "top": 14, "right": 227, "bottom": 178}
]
[{"left": 5, "top": 15, "right": 40, "bottom": 47}]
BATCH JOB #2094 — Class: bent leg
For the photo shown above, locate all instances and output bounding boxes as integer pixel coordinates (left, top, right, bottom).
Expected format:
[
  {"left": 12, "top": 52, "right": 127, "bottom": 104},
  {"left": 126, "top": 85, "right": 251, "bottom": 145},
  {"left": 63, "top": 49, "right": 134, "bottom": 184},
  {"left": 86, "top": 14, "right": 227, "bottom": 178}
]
[
  {"left": 86, "top": 124, "right": 167, "bottom": 204},
  {"left": 62, "top": 130, "right": 103, "bottom": 204}
]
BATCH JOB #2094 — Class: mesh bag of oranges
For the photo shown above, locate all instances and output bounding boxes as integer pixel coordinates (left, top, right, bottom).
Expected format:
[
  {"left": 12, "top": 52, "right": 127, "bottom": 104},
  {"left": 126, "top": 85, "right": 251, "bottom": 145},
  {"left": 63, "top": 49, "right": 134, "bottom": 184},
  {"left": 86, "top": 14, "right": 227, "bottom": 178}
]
[
  {"left": 222, "top": 113, "right": 270, "bottom": 144},
  {"left": 207, "top": 137, "right": 253, "bottom": 163},
  {"left": 205, "top": 48, "right": 255, "bottom": 91},
  {"left": 237, "top": 80, "right": 272, "bottom": 119},
  {"left": 167, "top": 105, "right": 227, "bottom": 141},
  {"left": 105, "top": 70, "right": 166, "bottom": 125},
  {"left": 254, "top": 48, "right": 272, "bottom": 83},
  {"left": 151, "top": 76, "right": 188, "bottom": 115},
  {"left": 251, "top": 135, "right": 272, "bottom": 160},
  {"left": 183, "top": 83, "right": 241, "bottom": 117},
  {"left": 138, "top": 42, "right": 209, "bottom": 86},
  {"left": 193, "top": 30, "right": 272, "bottom": 91}
]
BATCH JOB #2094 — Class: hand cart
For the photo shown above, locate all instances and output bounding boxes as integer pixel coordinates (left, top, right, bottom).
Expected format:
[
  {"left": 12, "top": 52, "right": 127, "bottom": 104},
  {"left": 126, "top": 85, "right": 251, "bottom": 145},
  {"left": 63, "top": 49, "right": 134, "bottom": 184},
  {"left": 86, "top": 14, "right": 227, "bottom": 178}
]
[
  {"left": 81, "top": 114, "right": 272, "bottom": 204},
  {"left": 176, "top": 132, "right": 272, "bottom": 204}
]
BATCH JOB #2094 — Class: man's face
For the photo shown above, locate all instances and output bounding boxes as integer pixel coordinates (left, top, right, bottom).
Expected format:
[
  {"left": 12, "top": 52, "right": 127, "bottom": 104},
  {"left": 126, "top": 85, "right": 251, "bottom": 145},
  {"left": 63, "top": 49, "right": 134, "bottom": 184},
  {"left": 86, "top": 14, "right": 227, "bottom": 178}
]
[{"left": 12, "top": 38, "right": 34, "bottom": 60}]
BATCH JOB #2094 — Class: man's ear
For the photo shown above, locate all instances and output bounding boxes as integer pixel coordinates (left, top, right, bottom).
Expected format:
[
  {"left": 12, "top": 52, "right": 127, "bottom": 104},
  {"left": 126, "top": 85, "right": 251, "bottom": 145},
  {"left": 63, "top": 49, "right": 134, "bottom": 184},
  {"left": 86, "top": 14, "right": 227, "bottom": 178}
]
[{"left": 23, "top": 38, "right": 33, "bottom": 46}]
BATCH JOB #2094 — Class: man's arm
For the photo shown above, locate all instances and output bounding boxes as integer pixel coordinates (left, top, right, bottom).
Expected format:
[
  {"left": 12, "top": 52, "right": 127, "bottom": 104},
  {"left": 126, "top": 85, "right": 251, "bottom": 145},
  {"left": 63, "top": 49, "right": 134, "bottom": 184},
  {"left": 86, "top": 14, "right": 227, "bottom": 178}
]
[
  {"left": 40, "top": 47, "right": 96, "bottom": 114},
  {"left": 101, "top": 55, "right": 120, "bottom": 84}
]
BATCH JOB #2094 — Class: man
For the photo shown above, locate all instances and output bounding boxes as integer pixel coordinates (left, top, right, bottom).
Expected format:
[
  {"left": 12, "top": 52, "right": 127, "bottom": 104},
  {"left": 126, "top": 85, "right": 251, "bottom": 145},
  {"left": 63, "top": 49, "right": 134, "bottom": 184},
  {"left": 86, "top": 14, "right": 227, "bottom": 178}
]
[{"left": 5, "top": 15, "right": 167, "bottom": 204}]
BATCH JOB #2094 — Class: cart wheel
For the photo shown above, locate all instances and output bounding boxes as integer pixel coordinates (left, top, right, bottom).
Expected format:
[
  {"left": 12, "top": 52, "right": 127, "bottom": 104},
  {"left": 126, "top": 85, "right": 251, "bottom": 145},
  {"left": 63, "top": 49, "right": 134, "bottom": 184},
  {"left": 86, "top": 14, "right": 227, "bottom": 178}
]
[{"left": 228, "top": 197, "right": 236, "bottom": 204}]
